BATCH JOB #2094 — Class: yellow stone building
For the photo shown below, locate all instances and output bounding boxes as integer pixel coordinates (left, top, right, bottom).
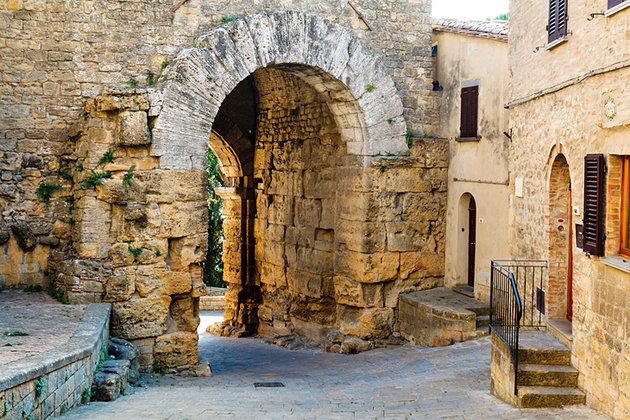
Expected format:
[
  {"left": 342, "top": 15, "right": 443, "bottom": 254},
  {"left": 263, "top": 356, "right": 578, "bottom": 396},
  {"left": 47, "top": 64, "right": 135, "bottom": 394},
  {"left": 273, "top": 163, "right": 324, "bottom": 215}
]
[{"left": 503, "top": 0, "right": 630, "bottom": 417}]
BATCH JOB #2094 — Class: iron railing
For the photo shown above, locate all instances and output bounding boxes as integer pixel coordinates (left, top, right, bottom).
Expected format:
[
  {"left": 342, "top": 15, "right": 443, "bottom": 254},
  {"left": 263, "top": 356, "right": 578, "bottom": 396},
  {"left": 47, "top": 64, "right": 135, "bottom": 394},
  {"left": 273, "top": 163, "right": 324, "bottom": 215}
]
[{"left": 489, "top": 260, "right": 547, "bottom": 395}]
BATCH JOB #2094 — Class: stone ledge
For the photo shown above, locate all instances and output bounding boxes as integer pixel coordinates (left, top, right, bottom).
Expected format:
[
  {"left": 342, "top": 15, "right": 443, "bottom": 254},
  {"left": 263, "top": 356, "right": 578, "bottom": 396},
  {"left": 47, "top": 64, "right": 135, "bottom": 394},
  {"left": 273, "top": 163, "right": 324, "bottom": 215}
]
[{"left": 0, "top": 303, "right": 110, "bottom": 391}]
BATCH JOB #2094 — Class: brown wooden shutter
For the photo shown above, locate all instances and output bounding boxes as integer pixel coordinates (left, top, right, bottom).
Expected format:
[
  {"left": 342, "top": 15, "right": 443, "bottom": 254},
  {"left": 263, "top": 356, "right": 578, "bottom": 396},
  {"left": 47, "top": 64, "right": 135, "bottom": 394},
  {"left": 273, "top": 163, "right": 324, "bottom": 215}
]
[
  {"left": 548, "top": 0, "right": 568, "bottom": 43},
  {"left": 460, "top": 86, "right": 478, "bottom": 138},
  {"left": 583, "top": 154, "right": 605, "bottom": 256},
  {"left": 609, "top": 0, "right": 626, "bottom": 9}
]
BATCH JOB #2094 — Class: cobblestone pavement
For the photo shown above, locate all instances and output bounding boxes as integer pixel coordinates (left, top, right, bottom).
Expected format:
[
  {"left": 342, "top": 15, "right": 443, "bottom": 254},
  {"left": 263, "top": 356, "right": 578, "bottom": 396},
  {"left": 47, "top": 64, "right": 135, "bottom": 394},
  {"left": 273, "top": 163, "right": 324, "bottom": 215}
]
[
  {"left": 64, "top": 312, "right": 609, "bottom": 419},
  {"left": 0, "top": 290, "right": 85, "bottom": 365}
]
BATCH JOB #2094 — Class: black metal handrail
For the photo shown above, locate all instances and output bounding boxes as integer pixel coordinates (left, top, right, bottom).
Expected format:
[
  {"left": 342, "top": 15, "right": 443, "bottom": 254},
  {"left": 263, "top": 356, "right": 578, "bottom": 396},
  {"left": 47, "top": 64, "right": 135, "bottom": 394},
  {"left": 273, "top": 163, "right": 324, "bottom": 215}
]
[{"left": 489, "top": 260, "right": 547, "bottom": 395}]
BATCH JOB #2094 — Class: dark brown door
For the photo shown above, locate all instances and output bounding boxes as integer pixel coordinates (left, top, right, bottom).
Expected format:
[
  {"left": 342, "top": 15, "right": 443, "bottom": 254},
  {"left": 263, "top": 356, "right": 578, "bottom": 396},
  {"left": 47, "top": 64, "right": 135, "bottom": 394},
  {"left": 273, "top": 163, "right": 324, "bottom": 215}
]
[{"left": 468, "top": 197, "right": 477, "bottom": 288}]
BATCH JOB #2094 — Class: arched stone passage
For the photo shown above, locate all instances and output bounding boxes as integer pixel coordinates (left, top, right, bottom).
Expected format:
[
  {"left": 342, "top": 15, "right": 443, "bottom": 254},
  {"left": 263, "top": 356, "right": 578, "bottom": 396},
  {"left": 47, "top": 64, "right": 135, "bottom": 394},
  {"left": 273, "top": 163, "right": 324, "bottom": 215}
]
[
  {"left": 65, "top": 10, "right": 448, "bottom": 372},
  {"left": 149, "top": 12, "right": 410, "bottom": 340}
]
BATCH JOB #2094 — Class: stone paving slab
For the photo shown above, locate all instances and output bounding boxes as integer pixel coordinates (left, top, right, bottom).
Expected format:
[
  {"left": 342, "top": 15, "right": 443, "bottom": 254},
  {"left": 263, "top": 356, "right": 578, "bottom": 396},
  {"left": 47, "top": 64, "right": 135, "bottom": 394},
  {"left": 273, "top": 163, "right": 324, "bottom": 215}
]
[
  {"left": 62, "top": 312, "right": 609, "bottom": 419},
  {"left": 0, "top": 290, "right": 85, "bottom": 365}
]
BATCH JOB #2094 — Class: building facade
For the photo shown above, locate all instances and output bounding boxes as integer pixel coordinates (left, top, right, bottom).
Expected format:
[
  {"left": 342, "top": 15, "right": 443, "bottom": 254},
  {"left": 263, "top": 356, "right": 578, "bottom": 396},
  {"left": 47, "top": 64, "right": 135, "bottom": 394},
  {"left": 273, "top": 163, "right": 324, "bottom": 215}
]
[
  {"left": 433, "top": 19, "right": 510, "bottom": 303},
  {"left": 507, "top": 0, "right": 630, "bottom": 417}
]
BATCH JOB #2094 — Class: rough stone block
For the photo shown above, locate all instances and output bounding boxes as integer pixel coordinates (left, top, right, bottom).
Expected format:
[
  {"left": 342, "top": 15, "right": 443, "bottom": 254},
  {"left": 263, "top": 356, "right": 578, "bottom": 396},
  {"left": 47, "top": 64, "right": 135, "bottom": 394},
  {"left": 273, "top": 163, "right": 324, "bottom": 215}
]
[
  {"left": 111, "top": 297, "right": 171, "bottom": 340},
  {"left": 120, "top": 113, "right": 150, "bottom": 146},
  {"left": 153, "top": 332, "right": 198, "bottom": 368},
  {"left": 91, "top": 372, "right": 121, "bottom": 402},
  {"left": 333, "top": 276, "right": 383, "bottom": 307}
]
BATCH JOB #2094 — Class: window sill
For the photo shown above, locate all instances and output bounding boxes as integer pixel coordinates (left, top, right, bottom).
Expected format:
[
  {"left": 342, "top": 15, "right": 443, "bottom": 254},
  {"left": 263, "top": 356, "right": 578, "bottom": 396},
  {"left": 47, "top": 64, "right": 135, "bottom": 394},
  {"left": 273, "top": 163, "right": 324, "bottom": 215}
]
[
  {"left": 545, "top": 37, "right": 568, "bottom": 50},
  {"left": 456, "top": 136, "right": 481, "bottom": 142},
  {"left": 600, "top": 256, "right": 630, "bottom": 274},
  {"left": 606, "top": 2, "right": 630, "bottom": 17}
]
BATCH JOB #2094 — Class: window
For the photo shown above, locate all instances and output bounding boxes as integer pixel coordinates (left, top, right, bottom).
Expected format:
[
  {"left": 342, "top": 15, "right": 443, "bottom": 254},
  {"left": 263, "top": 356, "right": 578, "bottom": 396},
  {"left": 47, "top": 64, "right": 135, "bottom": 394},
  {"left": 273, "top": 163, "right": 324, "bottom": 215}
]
[
  {"left": 609, "top": 0, "right": 627, "bottom": 9},
  {"left": 620, "top": 157, "right": 630, "bottom": 257},
  {"left": 460, "top": 86, "right": 478, "bottom": 138},
  {"left": 583, "top": 154, "right": 605, "bottom": 256},
  {"left": 548, "top": 0, "right": 568, "bottom": 44}
]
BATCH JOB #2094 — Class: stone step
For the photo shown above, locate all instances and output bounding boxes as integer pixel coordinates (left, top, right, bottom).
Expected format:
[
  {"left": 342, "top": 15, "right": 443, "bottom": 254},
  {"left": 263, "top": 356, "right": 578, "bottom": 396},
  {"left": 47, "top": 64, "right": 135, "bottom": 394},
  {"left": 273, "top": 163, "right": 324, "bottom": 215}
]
[
  {"left": 517, "top": 330, "right": 571, "bottom": 365},
  {"left": 517, "top": 386, "right": 586, "bottom": 408},
  {"left": 476, "top": 315, "right": 489, "bottom": 329},
  {"left": 518, "top": 348, "right": 571, "bottom": 365},
  {"left": 517, "top": 363, "right": 579, "bottom": 387}
]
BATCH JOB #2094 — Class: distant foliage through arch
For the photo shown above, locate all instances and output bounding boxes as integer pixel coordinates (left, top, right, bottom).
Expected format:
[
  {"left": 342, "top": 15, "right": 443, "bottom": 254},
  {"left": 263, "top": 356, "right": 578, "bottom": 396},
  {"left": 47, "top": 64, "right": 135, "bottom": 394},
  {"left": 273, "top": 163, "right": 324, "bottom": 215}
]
[{"left": 203, "top": 148, "right": 226, "bottom": 288}]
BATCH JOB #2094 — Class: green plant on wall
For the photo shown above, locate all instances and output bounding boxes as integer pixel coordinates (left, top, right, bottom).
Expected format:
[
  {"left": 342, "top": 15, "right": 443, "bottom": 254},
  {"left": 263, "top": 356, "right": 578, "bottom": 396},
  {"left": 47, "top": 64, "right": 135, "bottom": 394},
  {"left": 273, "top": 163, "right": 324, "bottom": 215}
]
[
  {"left": 203, "top": 148, "right": 226, "bottom": 288},
  {"left": 122, "top": 169, "right": 135, "bottom": 193},
  {"left": 79, "top": 171, "right": 112, "bottom": 190},
  {"left": 36, "top": 182, "right": 62, "bottom": 203}
]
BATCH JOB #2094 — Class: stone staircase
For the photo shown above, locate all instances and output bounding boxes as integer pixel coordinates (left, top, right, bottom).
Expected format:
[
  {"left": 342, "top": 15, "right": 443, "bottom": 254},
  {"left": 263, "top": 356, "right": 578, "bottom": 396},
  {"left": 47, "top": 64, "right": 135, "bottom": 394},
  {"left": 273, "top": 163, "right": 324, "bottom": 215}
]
[
  {"left": 515, "top": 331, "right": 585, "bottom": 408},
  {"left": 399, "top": 287, "right": 489, "bottom": 346}
]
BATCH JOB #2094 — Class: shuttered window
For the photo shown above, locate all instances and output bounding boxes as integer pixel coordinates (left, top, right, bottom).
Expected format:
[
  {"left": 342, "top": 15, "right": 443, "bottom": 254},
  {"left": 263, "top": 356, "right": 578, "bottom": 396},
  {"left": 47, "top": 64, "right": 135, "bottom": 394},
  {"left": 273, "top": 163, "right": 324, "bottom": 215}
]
[
  {"left": 620, "top": 157, "right": 630, "bottom": 257},
  {"left": 460, "top": 86, "right": 478, "bottom": 138},
  {"left": 548, "top": 0, "right": 568, "bottom": 44},
  {"left": 583, "top": 154, "right": 605, "bottom": 256},
  {"left": 609, "top": 0, "right": 626, "bottom": 9}
]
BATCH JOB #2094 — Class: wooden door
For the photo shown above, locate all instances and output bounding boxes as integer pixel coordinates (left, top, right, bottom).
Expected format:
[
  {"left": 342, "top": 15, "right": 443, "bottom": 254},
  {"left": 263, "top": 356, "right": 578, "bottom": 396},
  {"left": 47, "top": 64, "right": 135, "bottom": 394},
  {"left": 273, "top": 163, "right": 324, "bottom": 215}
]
[
  {"left": 567, "top": 188, "right": 573, "bottom": 321},
  {"left": 468, "top": 198, "right": 477, "bottom": 288}
]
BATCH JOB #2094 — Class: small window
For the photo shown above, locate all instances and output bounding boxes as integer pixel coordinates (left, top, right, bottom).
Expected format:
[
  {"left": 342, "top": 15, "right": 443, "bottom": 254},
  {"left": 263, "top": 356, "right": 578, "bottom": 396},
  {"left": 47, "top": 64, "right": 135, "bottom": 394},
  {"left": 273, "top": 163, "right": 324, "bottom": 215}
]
[
  {"left": 609, "top": 0, "right": 627, "bottom": 9},
  {"left": 460, "top": 86, "right": 478, "bottom": 138},
  {"left": 620, "top": 157, "right": 630, "bottom": 257},
  {"left": 548, "top": 0, "right": 568, "bottom": 44}
]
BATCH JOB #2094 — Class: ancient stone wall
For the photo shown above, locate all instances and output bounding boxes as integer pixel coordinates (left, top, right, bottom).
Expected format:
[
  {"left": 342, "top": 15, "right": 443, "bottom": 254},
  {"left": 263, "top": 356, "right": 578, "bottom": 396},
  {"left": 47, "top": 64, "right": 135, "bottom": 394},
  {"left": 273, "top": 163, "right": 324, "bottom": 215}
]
[
  {"left": 25, "top": 9, "right": 450, "bottom": 370},
  {"left": 508, "top": 1, "right": 630, "bottom": 416},
  {"left": 0, "top": 0, "right": 437, "bottom": 289}
]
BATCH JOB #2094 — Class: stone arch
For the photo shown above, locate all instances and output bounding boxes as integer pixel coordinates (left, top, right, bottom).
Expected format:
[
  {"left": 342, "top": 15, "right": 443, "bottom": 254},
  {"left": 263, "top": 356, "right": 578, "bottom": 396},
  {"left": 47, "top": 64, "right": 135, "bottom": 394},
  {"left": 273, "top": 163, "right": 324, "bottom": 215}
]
[
  {"left": 144, "top": 11, "right": 412, "bottom": 342},
  {"left": 547, "top": 153, "right": 573, "bottom": 320},
  {"left": 151, "top": 11, "right": 407, "bottom": 165}
]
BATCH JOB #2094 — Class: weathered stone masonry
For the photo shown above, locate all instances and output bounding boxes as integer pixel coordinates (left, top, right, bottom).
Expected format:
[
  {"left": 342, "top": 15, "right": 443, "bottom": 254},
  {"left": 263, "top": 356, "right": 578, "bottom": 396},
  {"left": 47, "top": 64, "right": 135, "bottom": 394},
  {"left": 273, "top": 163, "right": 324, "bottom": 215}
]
[{"left": 1, "top": 2, "right": 447, "bottom": 370}]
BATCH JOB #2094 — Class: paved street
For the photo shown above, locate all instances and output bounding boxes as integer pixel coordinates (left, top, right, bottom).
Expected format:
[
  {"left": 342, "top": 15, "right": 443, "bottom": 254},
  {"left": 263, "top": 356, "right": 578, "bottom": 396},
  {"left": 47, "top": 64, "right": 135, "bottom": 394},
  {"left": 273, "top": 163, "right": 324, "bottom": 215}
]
[{"left": 63, "top": 312, "right": 609, "bottom": 419}]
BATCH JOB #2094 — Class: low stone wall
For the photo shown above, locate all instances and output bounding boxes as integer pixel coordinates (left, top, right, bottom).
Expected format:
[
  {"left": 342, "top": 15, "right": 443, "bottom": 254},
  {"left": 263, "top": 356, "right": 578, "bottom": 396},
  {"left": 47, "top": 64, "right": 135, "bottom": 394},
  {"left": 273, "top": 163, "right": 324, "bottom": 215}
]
[
  {"left": 489, "top": 330, "right": 518, "bottom": 407},
  {"left": 0, "top": 303, "right": 111, "bottom": 419},
  {"left": 199, "top": 287, "right": 226, "bottom": 311}
]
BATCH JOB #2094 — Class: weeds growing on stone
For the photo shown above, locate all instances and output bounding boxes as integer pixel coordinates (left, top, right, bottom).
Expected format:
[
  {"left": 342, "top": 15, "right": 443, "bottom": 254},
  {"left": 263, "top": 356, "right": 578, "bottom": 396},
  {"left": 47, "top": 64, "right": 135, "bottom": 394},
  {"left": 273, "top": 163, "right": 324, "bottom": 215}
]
[
  {"left": 4, "top": 331, "right": 28, "bottom": 337},
  {"left": 122, "top": 169, "right": 135, "bottom": 193},
  {"left": 45, "top": 268, "right": 65, "bottom": 303},
  {"left": 97, "top": 150, "right": 114, "bottom": 167},
  {"left": 127, "top": 244, "right": 148, "bottom": 263},
  {"left": 36, "top": 182, "right": 63, "bottom": 203},
  {"left": 79, "top": 171, "right": 113, "bottom": 190},
  {"left": 35, "top": 376, "right": 47, "bottom": 398},
  {"left": 23, "top": 285, "right": 42, "bottom": 293},
  {"left": 365, "top": 84, "right": 375, "bottom": 92},
  {"left": 405, "top": 130, "right": 414, "bottom": 148},
  {"left": 152, "top": 360, "right": 167, "bottom": 375},
  {"left": 379, "top": 165, "right": 388, "bottom": 172},
  {"left": 82, "top": 387, "right": 94, "bottom": 401},
  {"left": 123, "top": 78, "right": 139, "bottom": 89}
]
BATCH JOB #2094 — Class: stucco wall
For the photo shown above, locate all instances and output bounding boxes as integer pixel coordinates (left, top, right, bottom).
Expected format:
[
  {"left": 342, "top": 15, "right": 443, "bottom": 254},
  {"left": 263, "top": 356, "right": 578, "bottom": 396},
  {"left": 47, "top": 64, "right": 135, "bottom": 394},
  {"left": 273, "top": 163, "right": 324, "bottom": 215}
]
[
  {"left": 508, "top": 0, "right": 630, "bottom": 417},
  {"left": 434, "top": 30, "right": 510, "bottom": 301}
]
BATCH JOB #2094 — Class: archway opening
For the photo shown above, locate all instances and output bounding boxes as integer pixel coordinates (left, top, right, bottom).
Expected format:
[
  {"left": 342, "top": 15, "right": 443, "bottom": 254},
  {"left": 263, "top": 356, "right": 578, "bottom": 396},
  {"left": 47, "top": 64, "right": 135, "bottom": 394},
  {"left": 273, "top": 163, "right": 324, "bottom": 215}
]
[
  {"left": 205, "top": 65, "right": 350, "bottom": 345},
  {"left": 547, "top": 154, "right": 572, "bottom": 322}
]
